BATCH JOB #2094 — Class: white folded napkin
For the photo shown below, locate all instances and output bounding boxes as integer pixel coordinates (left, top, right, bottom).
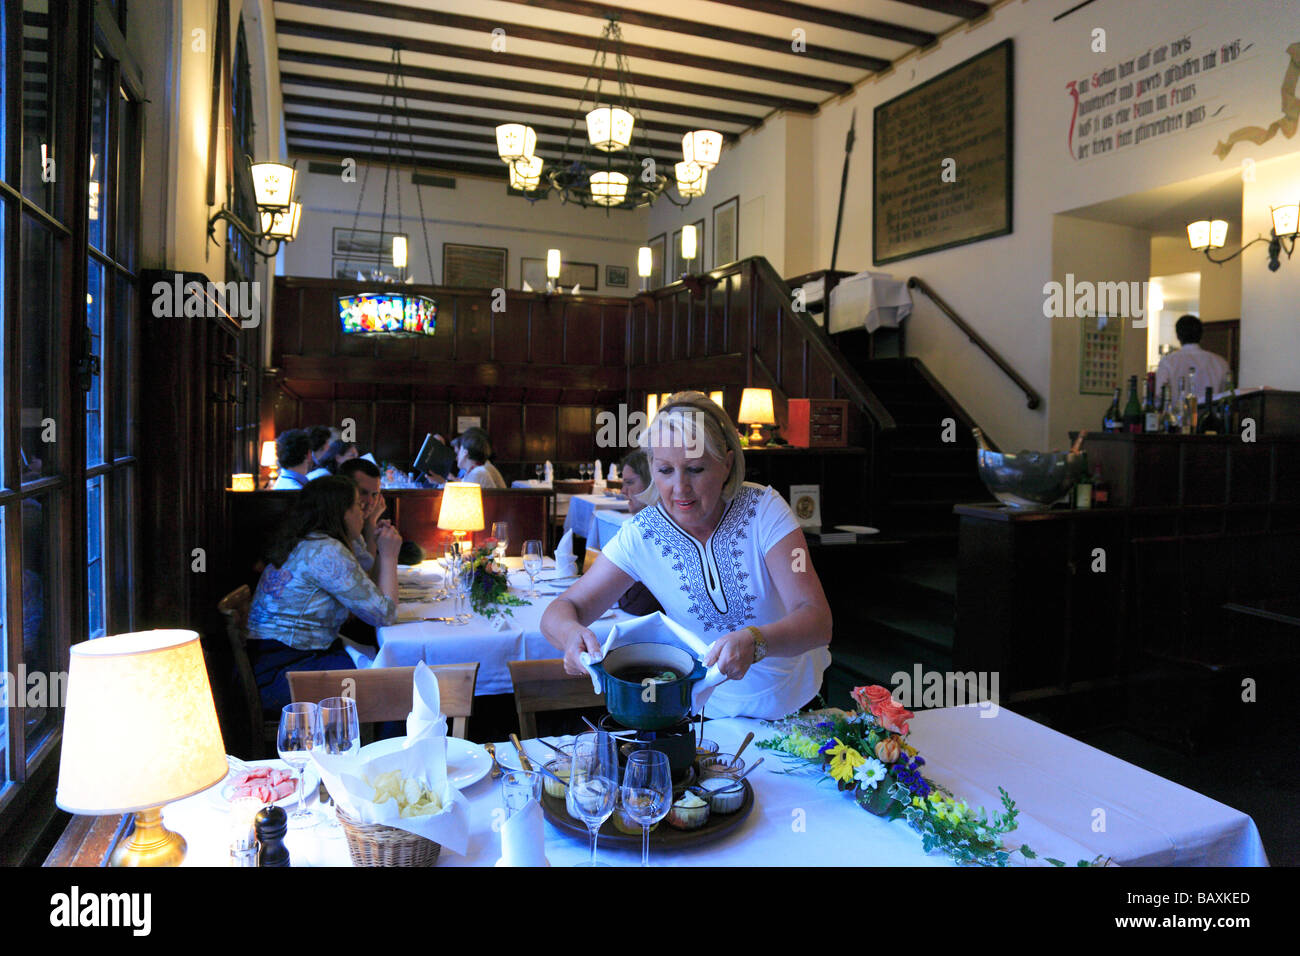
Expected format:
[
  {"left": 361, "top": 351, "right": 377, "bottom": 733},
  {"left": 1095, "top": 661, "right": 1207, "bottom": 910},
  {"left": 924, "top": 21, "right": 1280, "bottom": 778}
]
[
  {"left": 407, "top": 660, "right": 448, "bottom": 743},
  {"left": 578, "top": 611, "right": 729, "bottom": 714},
  {"left": 361, "top": 452, "right": 378, "bottom": 465},
  {"left": 554, "top": 529, "right": 578, "bottom": 577},
  {"left": 543, "top": 460, "right": 554, "bottom": 486},
  {"left": 497, "top": 799, "right": 549, "bottom": 867},
  {"left": 608, "top": 463, "right": 618, "bottom": 481},
  {"left": 593, "top": 459, "right": 605, "bottom": 490}
]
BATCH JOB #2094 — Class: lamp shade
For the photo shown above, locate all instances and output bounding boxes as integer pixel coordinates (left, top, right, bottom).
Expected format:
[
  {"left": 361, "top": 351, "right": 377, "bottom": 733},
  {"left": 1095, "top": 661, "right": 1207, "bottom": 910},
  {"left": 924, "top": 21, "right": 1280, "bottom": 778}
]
[
  {"left": 261, "top": 440, "right": 278, "bottom": 467},
  {"left": 260, "top": 201, "right": 302, "bottom": 241},
  {"left": 231, "top": 473, "right": 255, "bottom": 491},
  {"left": 56, "top": 630, "right": 228, "bottom": 814},
  {"left": 709, "top": 391, "right": 724, "bottom": 407},
  {"left": 1271, "top": 203, "right": 1299, "bottom": 236},
  {"left": 586, "top": 106, "right": 635, "bottom": 152},
  {"left": 1187, "top": 220, "right": 1211, "bottom": 251},
  {"left": 681, "top": 224, "right": 698, "bottom": 261},
  {"left": 675, "top": 161, "right": 707, "bottom": 198},
  {"left": 637, "top": 246, "right": 653, "bottom": 277},
  {"left": 737, "top": 387, "right": 776, "bottom": 425},
  {"left": 392, "top": 235, "right": 408, "bottom": 269},
  {"left": 590, "top": 171, "right": 628, "bottom": 206},
  {"left": 646, "top": 392, "right": 660, "bottom": 420},
  {"left": 509, "top": 155, "right": 543, "bottom": 191},
  {"left": 547, "top": 248, "right": 562, "bottom": 279},
  {"left": 437, "top": 482, "right": 485, "bottom": 532},
  {"left": 250, "top": 161, "right": 296, "bottom": 210},
  {"left": 682, "top": 130, "right": 723, "bottom": 169},
  {"left": 496, "top": 123, "right": 537, "bottom": 162}
]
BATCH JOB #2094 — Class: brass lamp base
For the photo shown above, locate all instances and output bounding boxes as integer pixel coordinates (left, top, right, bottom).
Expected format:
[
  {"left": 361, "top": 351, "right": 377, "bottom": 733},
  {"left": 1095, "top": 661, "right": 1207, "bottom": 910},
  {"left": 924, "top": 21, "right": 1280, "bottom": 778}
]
[
  {"left": 110, "top": 807, "right": 187, "bottom": 867},
  {"left": 745, "top": 422, "right": 768, "bottom": 447}
]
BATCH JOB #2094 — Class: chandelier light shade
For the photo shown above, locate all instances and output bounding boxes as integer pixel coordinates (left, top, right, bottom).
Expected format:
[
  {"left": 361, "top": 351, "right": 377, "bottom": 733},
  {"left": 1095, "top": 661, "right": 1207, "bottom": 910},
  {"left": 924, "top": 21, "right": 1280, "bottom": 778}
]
[
  {"left": 586, "top": 106, "right": 635, "bottom": 152},
  {"left": 637, "top": 246, "right": 653, "bottom": 277},
  {"left": 259, "top": 201, "right": 302, "bottom": 241},
  {"left": 590, "top": 170, "right": 629, "bottom": 206},
  {"left": 682, "top": 131, "right": 723, "bottom": 170},
  {"left": 509, "top": 155, "right": 544, "bottom": 191},
  {"left": 675, "top": 161, "right": 708, "bottom": 198},
  {"left": 1270, "top": 203, "right": 1299, "bottom": 237},
  {"left": 496, "top": 123, "right": 538, "bottom": 162},
  {"left": 392, "top": 235, "right": 408, "bottom": 269},
  {"left": 681, "top": 224, "right": 698, "bottom": 261},
  {"left": 547, "top": 248, "right": 562, "bottom": 279},
  {"left": 250, "top": 161, "right": 297, "bottom": 209}
]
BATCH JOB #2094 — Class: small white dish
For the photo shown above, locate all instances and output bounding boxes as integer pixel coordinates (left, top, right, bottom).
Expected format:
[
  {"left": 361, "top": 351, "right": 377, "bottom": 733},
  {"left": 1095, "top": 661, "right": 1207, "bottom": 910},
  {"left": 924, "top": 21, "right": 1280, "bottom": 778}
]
[{"left": 834, "top": 525, "right": 879, "bottom": 535}]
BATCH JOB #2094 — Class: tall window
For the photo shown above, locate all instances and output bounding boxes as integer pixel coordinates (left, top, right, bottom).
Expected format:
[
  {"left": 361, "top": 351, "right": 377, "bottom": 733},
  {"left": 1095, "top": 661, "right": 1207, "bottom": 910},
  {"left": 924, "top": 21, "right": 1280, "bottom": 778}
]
[
  {"left": 0, "top": 0, "right": 141, "bottom": 841},
  {"left": 228, "top": 17, "right": 260, "bottom": 473}
]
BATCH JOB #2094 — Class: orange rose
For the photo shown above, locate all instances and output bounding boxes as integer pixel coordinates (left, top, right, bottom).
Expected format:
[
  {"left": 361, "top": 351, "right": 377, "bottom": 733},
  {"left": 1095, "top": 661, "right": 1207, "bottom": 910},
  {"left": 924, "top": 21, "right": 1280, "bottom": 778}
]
[
  {"left": 874, "top": 737, "right": 901, "bottom": 763},
  {"left": 877, "top": 699, "right": 914, "bottom": 736},
  {"left": 851, "top": 685, "right": 895, "bottom": 714}
]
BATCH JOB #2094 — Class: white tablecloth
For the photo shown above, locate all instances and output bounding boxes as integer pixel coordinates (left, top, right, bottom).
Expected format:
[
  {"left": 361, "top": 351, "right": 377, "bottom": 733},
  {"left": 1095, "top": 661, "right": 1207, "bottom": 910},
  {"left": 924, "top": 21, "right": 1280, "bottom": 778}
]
[
  {"left": 374, "top": 560, "right": 635, "bottom": 695},
  {"left": 163, "top": 705, "right": 1267, "bottom": 867},
  {"left": 562, "top": 493, "right": 629, "bottom": 537},
  {"left": 828, "top": 269, "right": 913, "bottom": 334},
  {"left": 587, "top": 508, "right": 631, "bottom": 550}
]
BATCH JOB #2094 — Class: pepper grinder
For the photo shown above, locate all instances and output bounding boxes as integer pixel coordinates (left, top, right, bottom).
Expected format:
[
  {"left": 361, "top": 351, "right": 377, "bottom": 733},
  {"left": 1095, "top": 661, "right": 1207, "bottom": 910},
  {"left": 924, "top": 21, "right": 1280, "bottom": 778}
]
[{"left": 254, "top": 806, "right": 291, "bottom": 867}]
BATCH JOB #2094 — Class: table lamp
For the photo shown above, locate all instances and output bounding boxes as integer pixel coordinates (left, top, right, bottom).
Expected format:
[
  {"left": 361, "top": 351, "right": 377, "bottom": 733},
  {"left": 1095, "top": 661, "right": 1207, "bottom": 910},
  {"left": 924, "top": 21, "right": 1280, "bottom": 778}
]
[
  {"left": 260, "top": 440, "right": 278, "bottom": 487},
  {"left": 438, "top": 481, "right": 485, "bottom": 553},
  {"left": 56, "top": 629, "right": 229, "bottom": 866},
  {"left": 738, "top": 388, "right": 776, "bottom": 447}
]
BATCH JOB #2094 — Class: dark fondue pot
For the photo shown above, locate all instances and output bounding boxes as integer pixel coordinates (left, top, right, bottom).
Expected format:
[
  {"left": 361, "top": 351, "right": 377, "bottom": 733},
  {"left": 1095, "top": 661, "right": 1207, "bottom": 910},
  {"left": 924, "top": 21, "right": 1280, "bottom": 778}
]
[{"left": 590, "top": 643, "right": 706, "bottom": 730}]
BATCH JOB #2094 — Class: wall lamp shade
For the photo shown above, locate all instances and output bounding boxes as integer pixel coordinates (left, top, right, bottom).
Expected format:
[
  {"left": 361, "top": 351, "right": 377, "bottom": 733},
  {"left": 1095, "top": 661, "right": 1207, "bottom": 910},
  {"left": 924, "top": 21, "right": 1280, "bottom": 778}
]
[
  {"left": 646, "top": 393, "right": 660, "bottom": 420},
  {"left": 675, "top": 161, "right": 707, "bottom": 198},
  {"left": 56, "top": 629, "right": 228, "bottom": 864},
  {"left": 547, "top": 248, "right": 562, "bottom": 279},
  {"left": 681, "top": 224, "right": 698, "bottom": 261},
  {"left": 391, "top": 235, "right": 408, "bottom": 269},
  {"left": 496, "top": 123, "right": 537, "bottom": 162},
  {"left": 590, "top": 171, "right": 629, "bottom": 206},
  {"left": 250, "top": 162, "right": 297, "bottom": 210},
  {"left": 709, "top": 390, "right": 724, "bottom": 407},
  {"left": 437, "top": 482, "right": 485, "bottom": 534},
  {"left": 509, "top": 155, "right": 544, "bottom": 191},
  {"left": 586, "top": 106, "right": 635, "bottom": 152},
  {"left": 637, "top": 246, "right": 653, "bottom": 277},
  {"left": 1271, "top": 203, "right": 1300, "bottom": 237},
  {"left": 1186, "top": 219, "right": 1229, "bottom": 251},
  {"left": 259, "top": 202, "right": 302, "bottom": 241},
  {"left": 682, "top": 130, "right": 723, "bottom": 170}
]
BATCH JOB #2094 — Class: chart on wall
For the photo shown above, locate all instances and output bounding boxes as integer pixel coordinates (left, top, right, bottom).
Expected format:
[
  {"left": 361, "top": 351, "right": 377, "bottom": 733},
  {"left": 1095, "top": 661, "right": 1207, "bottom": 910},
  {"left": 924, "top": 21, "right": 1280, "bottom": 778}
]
[
  {"left": 873, "top": 39, "right": 1013, "bottom": 265},
  {"left": 443, "top": 244, "right": 507, "bottom": 289},
  {"left": 1079, "top": 314, "right": 1123, "bottom": 395}
]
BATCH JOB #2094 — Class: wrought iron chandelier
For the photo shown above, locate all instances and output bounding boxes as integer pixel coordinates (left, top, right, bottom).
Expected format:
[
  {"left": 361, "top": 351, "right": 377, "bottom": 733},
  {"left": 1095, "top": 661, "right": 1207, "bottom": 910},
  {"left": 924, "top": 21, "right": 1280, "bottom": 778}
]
[{"left": 495, "top": 18, "right": 722, "bottom": 209}]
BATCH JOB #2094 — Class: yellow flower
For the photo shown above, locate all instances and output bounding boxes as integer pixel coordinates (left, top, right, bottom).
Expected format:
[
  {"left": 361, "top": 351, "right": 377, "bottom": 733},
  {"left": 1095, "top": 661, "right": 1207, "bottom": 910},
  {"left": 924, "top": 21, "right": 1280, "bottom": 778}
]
[
  {"left": 912, "top": 797, "right": 924, "bottom": 808},
  {"left": 825, "top": 740, "right": 866, "bottom": 783},
  {"left": 902, "top": 743, "right": 918, "bottom": 757}
]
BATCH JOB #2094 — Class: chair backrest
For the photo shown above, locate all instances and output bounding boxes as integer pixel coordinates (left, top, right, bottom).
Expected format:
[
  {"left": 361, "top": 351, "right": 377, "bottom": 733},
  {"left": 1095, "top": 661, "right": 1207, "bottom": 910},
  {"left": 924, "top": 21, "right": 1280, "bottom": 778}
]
[
  {"left": 508, "top": 658, "right": 604, "bottom": 739},
  {"left": 217, "top": 585, "right": 262, "bottom": 756},
  {"left": 287, "top": 663, "right": 479, "bottom": 738}
]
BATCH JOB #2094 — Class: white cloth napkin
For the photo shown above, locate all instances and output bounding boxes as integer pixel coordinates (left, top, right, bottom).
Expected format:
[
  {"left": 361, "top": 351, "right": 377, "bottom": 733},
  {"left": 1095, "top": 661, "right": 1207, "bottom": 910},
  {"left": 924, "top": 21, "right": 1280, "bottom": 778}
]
[
  {"left": 608, "top": 463, "right": 618, "bottom": 481},
  {"left": 554, "top": 529, "right": 578, "bottom": 577},
  {"left": 593, "top": 459, "right": 605, "bottom": 491},
  {"left": 828, "top": 270, "right": 913, "bottom": 334},
  {"left": 497, "top": 799, "right": 549, "bottom": 867},
  {"left": 578, "top": 611, "right": 729, "bottom": 714},
  {"left": 543, "top": 461, "right": 554, "bottom": 486},
  {"left": 406, "top": 660, "right": 448, "bottom": 742}
]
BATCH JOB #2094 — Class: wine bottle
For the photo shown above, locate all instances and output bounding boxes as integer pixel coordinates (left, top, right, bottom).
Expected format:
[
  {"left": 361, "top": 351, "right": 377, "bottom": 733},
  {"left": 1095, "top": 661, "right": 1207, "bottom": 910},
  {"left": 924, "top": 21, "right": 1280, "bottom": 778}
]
[
  {"left": 1198, "top": 386, "right": 1222, "bottom": 434},
  {"left": 1102, "top": 387, "right": 1122, "bottom": 433},
  {"left": 1142, "top": 375, "right": 1158, "bottom": 433},
  {"left": 1122, "top": 375, "right": 1143, "bottom": 433},
  {"left": 1182, "top": 367, "right": 1198, "bottom": 434},
  {"left": 1074, "top": 454, "right": 1093, "bottom": 509},
  {"left": 1221, "top": 370, "right": 1236, "bottom": 435},
  {"left": 1091, "top": 466, "right": 1109, "bottom": 506},
  {"left": 1160, "top": 384, "right": 1179, "bottom": 433}
]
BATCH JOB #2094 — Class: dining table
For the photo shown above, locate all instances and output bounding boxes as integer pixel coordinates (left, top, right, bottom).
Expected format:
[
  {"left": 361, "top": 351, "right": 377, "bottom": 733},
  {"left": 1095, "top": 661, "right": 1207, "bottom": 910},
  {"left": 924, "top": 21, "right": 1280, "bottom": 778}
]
[
  {"left": 370, "top": 557, "right": 637, "bottom": 695},
  {"left": 161, "top": 704, "right": 1267, "bottom": 867},
  {"left": 561, "top": 492, "right": 629, "bottom": 539}
]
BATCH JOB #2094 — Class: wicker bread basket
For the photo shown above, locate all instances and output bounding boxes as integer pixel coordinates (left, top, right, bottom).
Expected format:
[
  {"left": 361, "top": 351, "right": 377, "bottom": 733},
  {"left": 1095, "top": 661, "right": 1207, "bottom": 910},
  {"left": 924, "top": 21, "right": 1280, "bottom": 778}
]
[{"left": 336, "top": 805, "right": 442, "bottom": 867}]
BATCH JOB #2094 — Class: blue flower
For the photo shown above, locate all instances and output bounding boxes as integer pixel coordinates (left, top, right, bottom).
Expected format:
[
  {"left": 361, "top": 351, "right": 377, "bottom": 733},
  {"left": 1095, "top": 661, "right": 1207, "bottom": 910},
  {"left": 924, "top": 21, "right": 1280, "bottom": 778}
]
[
  {"left": 818, "top": 737, "right": 839, "bottom": 756},
  {"left": 816, "top": 721, "right": 832, "bottom": 729}
]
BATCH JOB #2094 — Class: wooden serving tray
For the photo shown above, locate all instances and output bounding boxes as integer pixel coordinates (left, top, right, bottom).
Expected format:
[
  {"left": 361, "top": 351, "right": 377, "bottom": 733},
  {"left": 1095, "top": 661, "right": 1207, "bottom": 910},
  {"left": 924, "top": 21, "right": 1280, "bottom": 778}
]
[{"left": 540, "top": 781, "right": 754, "bottom": 848}]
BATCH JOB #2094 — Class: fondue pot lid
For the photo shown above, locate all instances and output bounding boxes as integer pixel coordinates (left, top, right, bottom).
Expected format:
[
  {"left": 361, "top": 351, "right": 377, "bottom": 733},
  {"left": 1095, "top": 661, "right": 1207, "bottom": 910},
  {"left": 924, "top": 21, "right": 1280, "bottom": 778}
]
[{"left": 600, "top": 642, "right": 699, "bottom": 678}]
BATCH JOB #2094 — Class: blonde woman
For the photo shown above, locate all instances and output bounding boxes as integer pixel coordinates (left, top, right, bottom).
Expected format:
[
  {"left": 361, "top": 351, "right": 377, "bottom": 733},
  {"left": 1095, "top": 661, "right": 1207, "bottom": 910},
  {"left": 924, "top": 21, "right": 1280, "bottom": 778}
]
[{"left": 541, "top": 392, "right": 832, "bottom": 719}]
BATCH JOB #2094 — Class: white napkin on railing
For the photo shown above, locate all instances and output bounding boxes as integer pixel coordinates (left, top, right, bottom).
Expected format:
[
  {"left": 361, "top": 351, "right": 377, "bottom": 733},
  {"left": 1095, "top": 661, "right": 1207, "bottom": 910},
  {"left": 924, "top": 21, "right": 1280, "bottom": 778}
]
[
  {"left": 496, "top": 799, "right": 550, "bottom": 867},
  {"left": 578, "top": 611, "right": 728, "bottom": 714},
  {"left": 543, "top": 460, "right": 554, "bottom": 486},
  {"left": 554, "top": 529, "right": 578, "bottom": 577}
]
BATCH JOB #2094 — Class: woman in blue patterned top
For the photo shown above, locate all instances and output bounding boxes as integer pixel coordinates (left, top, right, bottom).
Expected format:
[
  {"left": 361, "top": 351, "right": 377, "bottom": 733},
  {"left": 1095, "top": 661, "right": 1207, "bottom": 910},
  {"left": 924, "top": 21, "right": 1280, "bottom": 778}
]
[
  {"left": 248, "top": 476, "right": 401, "bottom": 711},
  {"left": 542, "top": 392, "right": 833, "bottom": 719}
]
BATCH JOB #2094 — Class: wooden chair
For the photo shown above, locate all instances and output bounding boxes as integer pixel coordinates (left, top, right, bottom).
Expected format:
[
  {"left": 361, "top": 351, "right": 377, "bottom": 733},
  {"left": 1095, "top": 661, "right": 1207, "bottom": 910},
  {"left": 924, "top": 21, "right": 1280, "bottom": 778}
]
[
  {"left": 218, "top": 584, "right": 280, "bottom": 759},
  {"left": 287, "top": 663, "right": 479, "bottom": 739},
  {"left": 508, "top": 658, "right": 604, "bottom": 739}
]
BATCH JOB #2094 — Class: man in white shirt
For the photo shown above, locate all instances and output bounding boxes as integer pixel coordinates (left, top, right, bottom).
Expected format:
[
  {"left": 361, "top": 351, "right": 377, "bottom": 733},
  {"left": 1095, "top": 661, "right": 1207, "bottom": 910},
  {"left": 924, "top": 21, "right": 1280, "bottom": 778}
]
[{"left": 1155, "top": 315, "right": 1231, "bottom": 398}]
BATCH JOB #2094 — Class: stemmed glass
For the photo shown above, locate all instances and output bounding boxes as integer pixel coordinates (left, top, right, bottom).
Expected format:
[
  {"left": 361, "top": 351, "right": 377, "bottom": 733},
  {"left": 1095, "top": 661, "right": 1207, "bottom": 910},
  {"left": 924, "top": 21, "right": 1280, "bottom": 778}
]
[
  {"left": 621, "top": 750, "right": 673, "bottom": 867},
  {"left": 566, "top": 732, "right": 619, "bottom": 867},
  {"left": 491, "top": 521, "right": 509, "bottom": 562},
  {"left": 277, "top": 702, "right": 324, "bottom": 828},
  {"left": 535, "top": 464, "right": 544, "bottom": 481},
  {"left": 318, "top": 696, "right": 359, "bottom": 829},
  {"left": 522, "top": 539, "right": 544, "bottom": 597},
  {"left": 445, "top": 560, "right": 471, "bottom": 625}
]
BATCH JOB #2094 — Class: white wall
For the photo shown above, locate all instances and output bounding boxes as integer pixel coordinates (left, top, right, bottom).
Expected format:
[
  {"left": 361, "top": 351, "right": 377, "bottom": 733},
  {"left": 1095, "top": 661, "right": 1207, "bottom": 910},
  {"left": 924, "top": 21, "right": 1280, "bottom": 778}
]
[
  {"left": 1150, "top": 236, "right": 1242, "bottom": 323},
  {"left": 281, "top": 166, "right": 646, "bottom": 292},
  {"left": 1240, "top": 152, "right": 1300, "bottom": 390}
]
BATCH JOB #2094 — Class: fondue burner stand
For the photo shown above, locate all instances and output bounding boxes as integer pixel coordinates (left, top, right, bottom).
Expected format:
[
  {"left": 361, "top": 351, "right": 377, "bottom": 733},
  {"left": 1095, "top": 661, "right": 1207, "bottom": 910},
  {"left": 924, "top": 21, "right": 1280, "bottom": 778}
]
[{"left": 598, "top": 713, "right": 699, "bottom": 787}]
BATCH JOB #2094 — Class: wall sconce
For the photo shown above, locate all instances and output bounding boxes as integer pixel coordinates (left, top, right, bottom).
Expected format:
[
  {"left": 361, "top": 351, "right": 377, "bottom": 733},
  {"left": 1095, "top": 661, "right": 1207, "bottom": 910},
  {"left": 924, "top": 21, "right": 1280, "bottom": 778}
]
[
  {"left": 638, "top": 246, "right": 653, "bottom": 292},
  {"left": 681, "top": 225, "right": 697, "bottom": 270},
  {"left": 546, "top": 248, "right": 562, "bottom": 294},
  {"left": 207, "top": 157, "right": 303, "bottom": 259},
  {"left": 1188, "top": 206, "right": 1298, "bottom": 271}
]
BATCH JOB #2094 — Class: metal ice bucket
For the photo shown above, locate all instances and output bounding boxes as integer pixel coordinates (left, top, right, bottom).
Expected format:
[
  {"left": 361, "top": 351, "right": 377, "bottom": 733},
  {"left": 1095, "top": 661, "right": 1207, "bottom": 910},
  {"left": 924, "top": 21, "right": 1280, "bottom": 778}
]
[{"left": 974, "top": 433, "right": 1088, "bottom": 510}]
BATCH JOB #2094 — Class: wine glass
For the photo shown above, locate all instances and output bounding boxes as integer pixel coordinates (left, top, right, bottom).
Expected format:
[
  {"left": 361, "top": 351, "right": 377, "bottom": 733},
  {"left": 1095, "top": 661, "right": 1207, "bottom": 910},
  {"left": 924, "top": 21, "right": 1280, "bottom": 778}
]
[
  {"left": 621, "top": 750, "right": 672, "bottom": 867},
  {"left": 535, "top": 464, "right": 544, "bottom": 481},
  {"left": 318, "top": 696, "right": 359, "bottom": 829},
  {"left": 445, "top": 561, "right": 470, "bottom": 625},
  {"left": 491, "top": 521, "right": 509, "bottom": 562},
  {"left": 522, "top": 539, "right": 544, "bottom": 597},
  {"left": 566, "top": 732, "right": 619, "bottom": 867},
  {"left": 277, "top": 702, "right": 324, "bottom": 828}
]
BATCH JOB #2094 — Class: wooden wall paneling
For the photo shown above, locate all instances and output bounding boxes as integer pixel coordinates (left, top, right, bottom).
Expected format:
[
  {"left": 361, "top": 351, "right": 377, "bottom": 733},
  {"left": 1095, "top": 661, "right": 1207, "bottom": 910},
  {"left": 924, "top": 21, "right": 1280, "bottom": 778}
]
[
  {"left": 780, "top": 314, "right": 806, "bottom": 397},
  {"left": 564, "top": 301, "right": 603, "bottom": 366},
  {"left": 705, "top": 280, "right": 725, "bottom": 355},
  {"left": 755, "top": 286, "right": 781, "bottom": 387},
  {"left": 333, "top": 399, "right": 374, "bottom": 451},
  {"left": 374, "top": 324, "right": 417, "bottom": 361},
  {"left": 492, "top": 405, "right": 526, "bottom": 462},
  {"left": 523, "top": 404, "right": 558, "bottom": 461},
  {"left": 494, "top": 297, "right": 531, "bottom": 364},
  {"left": 531, "top": 299, "right": 565, "bottom": 365},
  {"left": 273, "top": 285, "right": 303, "bottom": 356},
  {"left": 1229, "top": 442, "right": 1271, "bottom": 504},
  {"left": 456, "top": 296, "right": 493, "bottom": 363},
  {"left": 300, "top": 286, "right": 340, "bottom": 356},
  {"left": 557, "top": 405, "right": 595, "bottom": 461},
  {"left": 456, "top": 403, "right": 489, "bottom": 435},
  {"left": 728, "top": 271, "right": 748, "bottom": 357},
  {"left": 629, "top": 307, "right": 646, "bottom": 367},
  {"left": 656, "top": 298, "right": 672, "bottom": 365},
  {"left": 1181, "top": 443, "right": 1228, "bottom": 506},
  {"left": 600, "top": 304, "right": 625, "bottom": 369},
  {"left": 411, "top": 401, "right": 452, "bottom": 445},
  {"left": 418, "top": 305, "right": 455, "bottom": 362},
  {"left": 373, "top": 402, "right": 414, "bottom": 464},
  {"left": 1276, "top": 444, "right": 1300, "bottom": 502}
]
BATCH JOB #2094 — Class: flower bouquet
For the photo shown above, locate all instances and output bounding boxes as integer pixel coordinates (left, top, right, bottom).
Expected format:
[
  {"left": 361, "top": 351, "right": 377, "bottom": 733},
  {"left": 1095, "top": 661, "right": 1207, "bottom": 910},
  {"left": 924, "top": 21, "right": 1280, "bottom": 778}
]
[
  {"left": 759, "top": 685, "right": 1098, "bottom": 867},
  {"left": 456, "top": 541, "right": 530, "bottom": 623}
]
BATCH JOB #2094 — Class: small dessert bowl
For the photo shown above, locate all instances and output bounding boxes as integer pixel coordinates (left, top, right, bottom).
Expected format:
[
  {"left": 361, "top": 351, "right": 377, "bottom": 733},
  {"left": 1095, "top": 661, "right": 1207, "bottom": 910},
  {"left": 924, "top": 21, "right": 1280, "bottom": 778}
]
[{"left": 699, "top": 752, "right": 745, "bottom": 781}]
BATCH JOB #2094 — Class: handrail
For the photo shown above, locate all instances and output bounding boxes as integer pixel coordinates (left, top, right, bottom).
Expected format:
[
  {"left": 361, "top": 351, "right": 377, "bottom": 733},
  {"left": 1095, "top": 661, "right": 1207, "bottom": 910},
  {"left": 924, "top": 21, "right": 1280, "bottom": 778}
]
[{"left": 907, "top": 276, "right": 1042, "bottom": 410}]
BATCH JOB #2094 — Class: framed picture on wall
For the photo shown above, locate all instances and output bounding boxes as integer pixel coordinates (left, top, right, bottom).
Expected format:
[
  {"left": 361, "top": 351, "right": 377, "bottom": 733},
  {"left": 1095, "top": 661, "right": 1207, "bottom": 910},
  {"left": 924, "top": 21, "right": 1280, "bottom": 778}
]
[
  {"left": 332, "top": 257, "right": 403, "bottom": 281},
  {"left": 713, "top": 195, "right": 739, "bottom": 267},
  {"left": 333, "top": 227, "right": 403, "bottom": 259},
  {"left": 443, "top": 243, "right": 508, "bottom": 289},
  {"left": 690, "top": 218, "right": 705, "bottom": 272},
  {"left": 520, "top": 257, "right": 598, "bottom": 291},
  {"left": 1079, "top": 314, "right": 1123, "bottom": 395},
  {"left": 647, "top": 233, "right": 666, "bottom": 289},
  {"left": 606, "top": 264, "right": 629, "bottom": 288},
  {"left": 671, "top": 228, "right": 683, "bottom": 280}
]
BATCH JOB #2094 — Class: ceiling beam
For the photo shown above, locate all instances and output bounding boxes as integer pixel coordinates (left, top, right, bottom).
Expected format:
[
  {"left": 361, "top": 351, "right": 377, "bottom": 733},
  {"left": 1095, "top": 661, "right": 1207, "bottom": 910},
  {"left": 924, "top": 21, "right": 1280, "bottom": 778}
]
[
  {"left": 891, "top": 0, "right": 990, "bottom": 19},
  {"left": 702, "top": 0, "right": 938, "bottom": 46},
  {"left": 282, "top": 92, "right": 692, "bottom": 148},
  {"left": 282, "top": 0, "right": 868, "bottom": 85},
  {"left": 278, "top": 55, "right": 763, "bottom": 128},
  {"left": 275, "top": 20, "right": 821, "bottom": 113},
  {"left": 287, "top": 142, "right": 512, "bottom": 180}
]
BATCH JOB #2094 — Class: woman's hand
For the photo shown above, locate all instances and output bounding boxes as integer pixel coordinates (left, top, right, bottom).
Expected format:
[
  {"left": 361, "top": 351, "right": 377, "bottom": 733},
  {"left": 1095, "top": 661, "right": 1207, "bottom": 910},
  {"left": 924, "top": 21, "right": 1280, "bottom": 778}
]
[
  {"left": 704, "top": 628, "right": 758, "bottom": 681},
  {"left": 562, "top": 624, "right": 604, "bottom": 676},
  {"left": 375, "top": 523, "right": 402, "bottom": 562}
]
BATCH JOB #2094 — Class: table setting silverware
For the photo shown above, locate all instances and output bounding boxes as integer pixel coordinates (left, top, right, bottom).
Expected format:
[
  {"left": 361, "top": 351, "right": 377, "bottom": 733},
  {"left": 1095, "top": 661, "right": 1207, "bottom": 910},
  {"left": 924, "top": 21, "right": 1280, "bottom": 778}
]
[{"left": 485, "top": 742, "right": 504, "bottom": 780}]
